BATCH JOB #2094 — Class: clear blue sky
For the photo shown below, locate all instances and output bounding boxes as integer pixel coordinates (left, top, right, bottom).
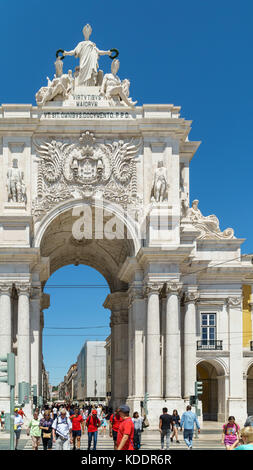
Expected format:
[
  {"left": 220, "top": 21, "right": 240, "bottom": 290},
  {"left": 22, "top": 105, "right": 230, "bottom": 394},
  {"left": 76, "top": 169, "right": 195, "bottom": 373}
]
[{"left": 0, "top": 0, "right": 252, "bottom": 385}]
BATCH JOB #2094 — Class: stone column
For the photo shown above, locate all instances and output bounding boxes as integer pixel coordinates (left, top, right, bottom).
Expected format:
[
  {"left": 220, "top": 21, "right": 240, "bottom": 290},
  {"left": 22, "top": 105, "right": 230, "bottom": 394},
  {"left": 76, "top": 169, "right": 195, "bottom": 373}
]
[
  {"left": 30, "top": 287, "right": 41, "bottom": 394},
  {"left": 165, "top": 282, "right": 182, "bottom": 398},
  {"left": 227, "top": 297, "right": 246, "bottom": 420},
  {"left": 184, "top": 289, "right": 199, "bottom": 399},
  {"left": 128, "top": 287, "right": 145, "bottom": 405},
  {"left": 16, "top": 283, "right": 31, "bottom": 385},
  {"left": 0, "top": 282, "right": 13, "bottom": 407},
  {"left": 145, "top": 283, "right": 162, "bottom": 397}
]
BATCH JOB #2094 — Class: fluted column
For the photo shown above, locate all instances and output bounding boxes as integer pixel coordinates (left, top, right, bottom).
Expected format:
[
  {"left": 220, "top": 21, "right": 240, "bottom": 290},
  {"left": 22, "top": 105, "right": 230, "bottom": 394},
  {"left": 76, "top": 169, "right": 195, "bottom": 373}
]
[
  {"left": 145, "top": 283, "right": 162, "bottom": 397},
  {"left": 165, "top": 282, "right": 182, "bottom": 398},
  {"left": 16, "top": 283, "right": 31, "bottom": 385},
  {"left": 0, "top": 282, "right": 13, "bottom": 402},
  {"left": 184, "top": 289, "right": 199, "bottom": 399}
]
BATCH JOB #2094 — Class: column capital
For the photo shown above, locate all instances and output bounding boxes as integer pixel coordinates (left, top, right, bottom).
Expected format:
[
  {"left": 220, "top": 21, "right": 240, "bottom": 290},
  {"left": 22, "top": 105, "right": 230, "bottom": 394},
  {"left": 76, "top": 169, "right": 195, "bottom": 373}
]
[
  {"left": 227, "top": 297, "right": 242, "bottom": 308},
  {"left": 165, "top": 281, "right": 183, "bottom": 296},
  {"left": 0, "top": 282, "right": 13, "bottom": 295},
  {"left": 184, "top": 289, "right": 199, "bottom": 304},
  {"left": 16, "top": 282, "right": 31, "bottom": 296},
  {"left": 144, "top": 282, "right": 163, "bottom": 297},
  {"left": 128, "top": 286, "right": 144, "bottom": 307},
  {"left": 110, "top": 311, "right": 128, "bottom": 327}
]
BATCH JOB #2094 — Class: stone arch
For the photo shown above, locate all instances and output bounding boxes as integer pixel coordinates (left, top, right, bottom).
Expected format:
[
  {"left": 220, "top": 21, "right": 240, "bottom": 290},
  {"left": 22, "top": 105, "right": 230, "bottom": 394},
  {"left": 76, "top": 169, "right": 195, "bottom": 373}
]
[{"left": 197, "top": 358, "right": 227, "bottom": 422}]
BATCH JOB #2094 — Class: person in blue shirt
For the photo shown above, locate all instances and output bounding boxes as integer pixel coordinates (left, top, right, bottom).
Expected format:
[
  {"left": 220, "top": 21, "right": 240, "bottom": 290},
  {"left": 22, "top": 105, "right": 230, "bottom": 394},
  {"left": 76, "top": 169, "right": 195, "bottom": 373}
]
[{"left": 180, "top": 405, "right": 200, "bottom": 450}]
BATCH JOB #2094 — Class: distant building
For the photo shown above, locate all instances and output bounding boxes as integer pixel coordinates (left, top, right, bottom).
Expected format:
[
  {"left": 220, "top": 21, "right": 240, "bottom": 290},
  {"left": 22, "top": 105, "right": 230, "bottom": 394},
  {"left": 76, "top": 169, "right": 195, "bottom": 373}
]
[
  {"left": 65, "top": 363, "right": 77, "bottom": 401},
  {"left": 77, "top": 341, "right": 106, "bottom": 402}
]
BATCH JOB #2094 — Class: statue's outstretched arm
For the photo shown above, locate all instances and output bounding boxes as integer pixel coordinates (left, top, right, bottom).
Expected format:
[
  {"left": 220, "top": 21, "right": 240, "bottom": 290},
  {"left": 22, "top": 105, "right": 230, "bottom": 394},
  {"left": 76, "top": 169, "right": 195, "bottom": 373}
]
[
  {"left": 97, "top": 49, "right": 111, "bottom": 56},
  {"left": 63, "top": 49, "right": 75, "bottom": 56}
]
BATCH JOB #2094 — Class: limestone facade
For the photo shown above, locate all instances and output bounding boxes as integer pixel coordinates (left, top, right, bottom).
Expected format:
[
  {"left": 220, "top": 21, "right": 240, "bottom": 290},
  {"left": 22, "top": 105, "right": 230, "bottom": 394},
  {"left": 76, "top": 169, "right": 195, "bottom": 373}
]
[{"left": 0, "top": 27, "right": 253, "bottom": 425}]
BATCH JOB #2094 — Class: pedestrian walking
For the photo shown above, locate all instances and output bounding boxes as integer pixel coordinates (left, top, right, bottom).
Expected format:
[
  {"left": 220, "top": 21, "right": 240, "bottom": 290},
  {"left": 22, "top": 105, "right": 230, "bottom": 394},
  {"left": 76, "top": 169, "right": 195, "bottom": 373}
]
[
  {"left": 180, "top": 405, "right": 200, "bottom": 450},
  {"left": 18, "top": 406, "right": 26, "bottom": 420},
  {"left": 52, "top": 408, "right": 73, "bottom": 450},
  {"left": 244, "top": 415, "right": 253, "bottom": 427},
  {"left": 233, "top": 427, "right": 253, "bottom": 450},
  {"left": 40, "top": 410, "right": 54, "bottom": 451},
  {"left": 70, "top": 408, "right": 84, "bottom": 450},
  {"left": 27, "top": 411, "right": 42, "bottom": 450},
  {"left": 221, "top": 416, "right": 240, "bottom": 450},
  {"left": 52, "top": 405, "right": 58, "bottom": 420},
  {"left": 171, "top": 409, "right": 181, "bottom": 443},
  {"left": 86, "top": 409, "right": 101, "bottom": 450},
  {"left": 109, "top": 407, "right": 123, "bottom": 450},
  {"left": 14, "top": 408, "right": 24, "bottom": 450},
  {"left": 132, "top": 412, "right": 144, "bottom": 450},
  {"left": 0, "top": 411, "right": 5, "bottom": 430},
  {"left": 100, "top": 410, "right": 107, "bottom": 437},
  {"left": 159, "top": 407, "right": 174, "bottom": 450},
  {"left": 116, "top": 405, "right": 134, "bottom": 451}
]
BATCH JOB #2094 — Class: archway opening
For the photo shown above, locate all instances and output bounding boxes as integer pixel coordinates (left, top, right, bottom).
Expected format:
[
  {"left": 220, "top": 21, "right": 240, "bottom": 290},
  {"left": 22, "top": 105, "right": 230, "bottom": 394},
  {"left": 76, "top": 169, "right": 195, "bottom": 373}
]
[{"left": 197, "top": 361, "right": 225, "bottom": 421}]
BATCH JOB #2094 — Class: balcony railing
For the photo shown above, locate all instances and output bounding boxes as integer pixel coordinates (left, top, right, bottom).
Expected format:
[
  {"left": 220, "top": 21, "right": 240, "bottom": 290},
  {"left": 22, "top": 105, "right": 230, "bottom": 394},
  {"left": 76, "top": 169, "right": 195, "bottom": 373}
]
[{"left": 197, "top": 340, "right": 223, "bottom": 351}]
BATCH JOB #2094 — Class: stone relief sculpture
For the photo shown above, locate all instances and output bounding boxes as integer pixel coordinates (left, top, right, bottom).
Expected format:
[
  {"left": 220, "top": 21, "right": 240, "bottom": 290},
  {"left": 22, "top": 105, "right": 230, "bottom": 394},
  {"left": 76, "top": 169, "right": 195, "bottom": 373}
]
[
  {"left": 63, "top": 24, "right": 111, "bottom": 86},
  {"left": 36, "top": 69, "right": 74, "bottom": 106},
  {"left": 100, "top": 59, "right": 137, "bottom": 107},
  {"left": 150, "top": 161, "right": 168, "bottom": 203},
  {"left": 7, "top": 159, "right": 27, "bottom": 204},
  {"left": 185, "top": 199, "right": 234, "bottom": 240},
  {"left": 32, "top": 131, "right": 142, "bottom": 219}
]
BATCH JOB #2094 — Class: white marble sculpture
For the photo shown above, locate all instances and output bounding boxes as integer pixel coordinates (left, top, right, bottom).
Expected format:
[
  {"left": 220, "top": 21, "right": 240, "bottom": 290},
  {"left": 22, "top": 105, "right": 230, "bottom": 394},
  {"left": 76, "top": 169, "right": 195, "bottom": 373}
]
[
  {"left": 7, "top": 159, "right": 26, "bottom": 204},
  {"left": 36, "top": 70, "right": 74, "bottom": 106},
  {"left": 150, "top": 161, "right": 168, "bottom": 203},
  {"left": 186, "top": 199, "right": 234, "bottom": 239},
  {"left": 63, "top": 24, "right": 111, "bottom": 86},
  {"left": 100, "top": 59, "right": 137, "bottom": 107}
]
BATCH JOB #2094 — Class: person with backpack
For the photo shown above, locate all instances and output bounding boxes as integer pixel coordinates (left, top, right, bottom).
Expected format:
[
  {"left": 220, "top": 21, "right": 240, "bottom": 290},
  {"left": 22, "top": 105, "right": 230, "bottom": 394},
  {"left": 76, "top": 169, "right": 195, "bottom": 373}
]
[
  {"left": 86, "top": 409, "right": 101, "bottom": 450},
  {"left": 180, "top": 405, "right": 200, "bottom": 450},
  {"left": 109, "top": 407, "right": 123, "bottom": 450},
  {"left": 221, "top": 416, "right": 240, "bottom": 450},
  {"left": 52, "top": 408, "right": 73, "bottom": 450}
]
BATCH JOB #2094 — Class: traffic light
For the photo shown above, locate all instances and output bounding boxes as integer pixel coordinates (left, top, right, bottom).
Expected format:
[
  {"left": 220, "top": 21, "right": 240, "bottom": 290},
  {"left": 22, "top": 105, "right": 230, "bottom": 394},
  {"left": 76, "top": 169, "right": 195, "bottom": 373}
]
[
  {"left": 189, "top": 395, "right": 196, "bottom": 406},
  {"left": 195, "top": 381, "right": 203, "bottom": 397},
  {"left": 31, "top": 385, "right": 37, "bottom": 406},
  {"left": 144, "top": 392, "right": 149, "bottom": 402},
  {"left": 18, "top": 382, "right": 30, "bottom": 404},
  {"left": 0, "top": 353, "right": 15, "bottom": 386}
]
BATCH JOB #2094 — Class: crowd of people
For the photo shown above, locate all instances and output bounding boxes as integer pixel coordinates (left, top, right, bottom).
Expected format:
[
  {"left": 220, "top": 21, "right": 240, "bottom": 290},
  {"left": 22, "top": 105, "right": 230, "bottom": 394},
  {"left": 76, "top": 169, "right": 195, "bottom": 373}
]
[{"left": 1, "top": 403, "right": 253, "bottom": 451}]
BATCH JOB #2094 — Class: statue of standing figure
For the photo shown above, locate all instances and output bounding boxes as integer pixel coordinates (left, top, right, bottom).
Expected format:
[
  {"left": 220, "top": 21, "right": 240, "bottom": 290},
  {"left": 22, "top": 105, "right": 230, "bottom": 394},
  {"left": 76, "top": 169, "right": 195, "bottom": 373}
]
[
  {"left": 100, "top": 59, "right": 137, "bottom": 107},
  {"left": 150, "top": 161, "right": 168, "bottom": 203},
  {"left": 7, "top": 159, "right": 26, "bottom": 204},
  {"left": 63, "top": 24, "right": 111, "bottom": 86}
]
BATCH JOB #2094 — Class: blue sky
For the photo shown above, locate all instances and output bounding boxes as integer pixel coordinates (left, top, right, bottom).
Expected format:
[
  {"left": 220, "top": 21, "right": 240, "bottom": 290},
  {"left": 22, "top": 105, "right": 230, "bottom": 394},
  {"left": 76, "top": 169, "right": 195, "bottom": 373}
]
[{"left": 0, "top": 0, "right": 252, "bottom": 385}]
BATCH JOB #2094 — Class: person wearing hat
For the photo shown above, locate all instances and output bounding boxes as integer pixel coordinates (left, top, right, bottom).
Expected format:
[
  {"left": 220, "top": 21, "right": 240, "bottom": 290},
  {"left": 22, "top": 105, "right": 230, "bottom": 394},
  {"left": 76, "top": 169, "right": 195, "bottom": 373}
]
[
  {"left": 116, "top": 405, "right": 134, "bottom": 451},
  {"left": 14, "top": 408, "right": 24, "bottom": 450},
  {"left": 86, "top": 409, "right": 101, "bottom": 451}
]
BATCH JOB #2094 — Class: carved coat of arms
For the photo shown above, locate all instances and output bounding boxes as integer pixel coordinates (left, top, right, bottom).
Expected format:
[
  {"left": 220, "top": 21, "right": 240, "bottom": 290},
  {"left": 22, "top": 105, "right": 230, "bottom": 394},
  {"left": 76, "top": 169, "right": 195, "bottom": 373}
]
[{"left": 32, "top": 131, "right": 142, "bottom": 218}]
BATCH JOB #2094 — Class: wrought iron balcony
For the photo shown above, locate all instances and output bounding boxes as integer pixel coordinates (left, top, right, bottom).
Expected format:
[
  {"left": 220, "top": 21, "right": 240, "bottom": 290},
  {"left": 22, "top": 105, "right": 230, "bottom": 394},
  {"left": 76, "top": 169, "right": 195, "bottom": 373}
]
[{"left": 197, "top": 340, "right": 223, "bottom": 351}]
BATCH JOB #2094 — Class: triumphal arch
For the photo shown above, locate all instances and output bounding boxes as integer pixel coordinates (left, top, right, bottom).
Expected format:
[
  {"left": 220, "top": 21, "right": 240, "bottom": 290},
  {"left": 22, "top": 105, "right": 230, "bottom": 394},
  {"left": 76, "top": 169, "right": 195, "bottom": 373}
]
[{"left": 0, "top": 25, "right": 253, "bottom": 425}]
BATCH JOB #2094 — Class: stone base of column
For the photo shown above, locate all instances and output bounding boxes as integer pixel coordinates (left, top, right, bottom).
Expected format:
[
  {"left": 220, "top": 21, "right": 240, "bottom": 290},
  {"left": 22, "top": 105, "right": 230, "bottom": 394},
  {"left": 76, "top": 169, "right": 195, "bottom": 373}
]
[
  {"left": 227, "top": 398, "right": 246, "bottom": 423},
  {"left": 127, "top": 397, "right": 186, "bottom": 429}
]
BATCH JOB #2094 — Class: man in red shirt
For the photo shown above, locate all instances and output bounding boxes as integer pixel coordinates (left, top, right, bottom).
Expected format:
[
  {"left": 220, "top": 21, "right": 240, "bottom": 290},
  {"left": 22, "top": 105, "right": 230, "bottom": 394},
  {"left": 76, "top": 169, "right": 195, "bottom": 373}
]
[
  {"left": 86, "top": 409, "right": 101, "bottom": 451},
  {"left": 109, "top": 407, "right": 123, "bottom": 450},
  {"left": 70, "top": 408, "right": 84, "bottom": 450},
  {"left": 116, "top": 405, "right": 134, "bottom": 451}
]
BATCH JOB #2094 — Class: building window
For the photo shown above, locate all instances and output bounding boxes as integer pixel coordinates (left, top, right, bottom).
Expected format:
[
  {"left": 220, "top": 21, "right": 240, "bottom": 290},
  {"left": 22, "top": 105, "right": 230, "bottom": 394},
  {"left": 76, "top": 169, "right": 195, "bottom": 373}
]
[{"left": 201, "top": 313, "right": 216, "bottom": 346}]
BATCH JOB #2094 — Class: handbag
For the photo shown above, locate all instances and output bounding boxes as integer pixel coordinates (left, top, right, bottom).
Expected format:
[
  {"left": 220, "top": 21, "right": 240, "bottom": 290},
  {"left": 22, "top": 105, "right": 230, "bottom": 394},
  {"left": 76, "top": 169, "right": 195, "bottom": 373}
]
[
  {"left": 43, "top": 431, "right": 52, "bottom": 439},
  {"left": 142, "top": 417, "right": 149, "bottom": 429}
]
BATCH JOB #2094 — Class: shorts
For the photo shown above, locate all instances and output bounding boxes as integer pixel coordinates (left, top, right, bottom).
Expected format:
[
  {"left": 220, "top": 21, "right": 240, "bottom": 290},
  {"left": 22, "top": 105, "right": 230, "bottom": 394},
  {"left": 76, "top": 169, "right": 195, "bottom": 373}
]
[
  {"left": 112, "top": 430, "right": 118, "bottom": 441},
  {"left": 14, "top": 429, "right": 21, "bottom": 440},
  {"left": 72, "top": 430, "right": 82, "bottom": 437}
]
